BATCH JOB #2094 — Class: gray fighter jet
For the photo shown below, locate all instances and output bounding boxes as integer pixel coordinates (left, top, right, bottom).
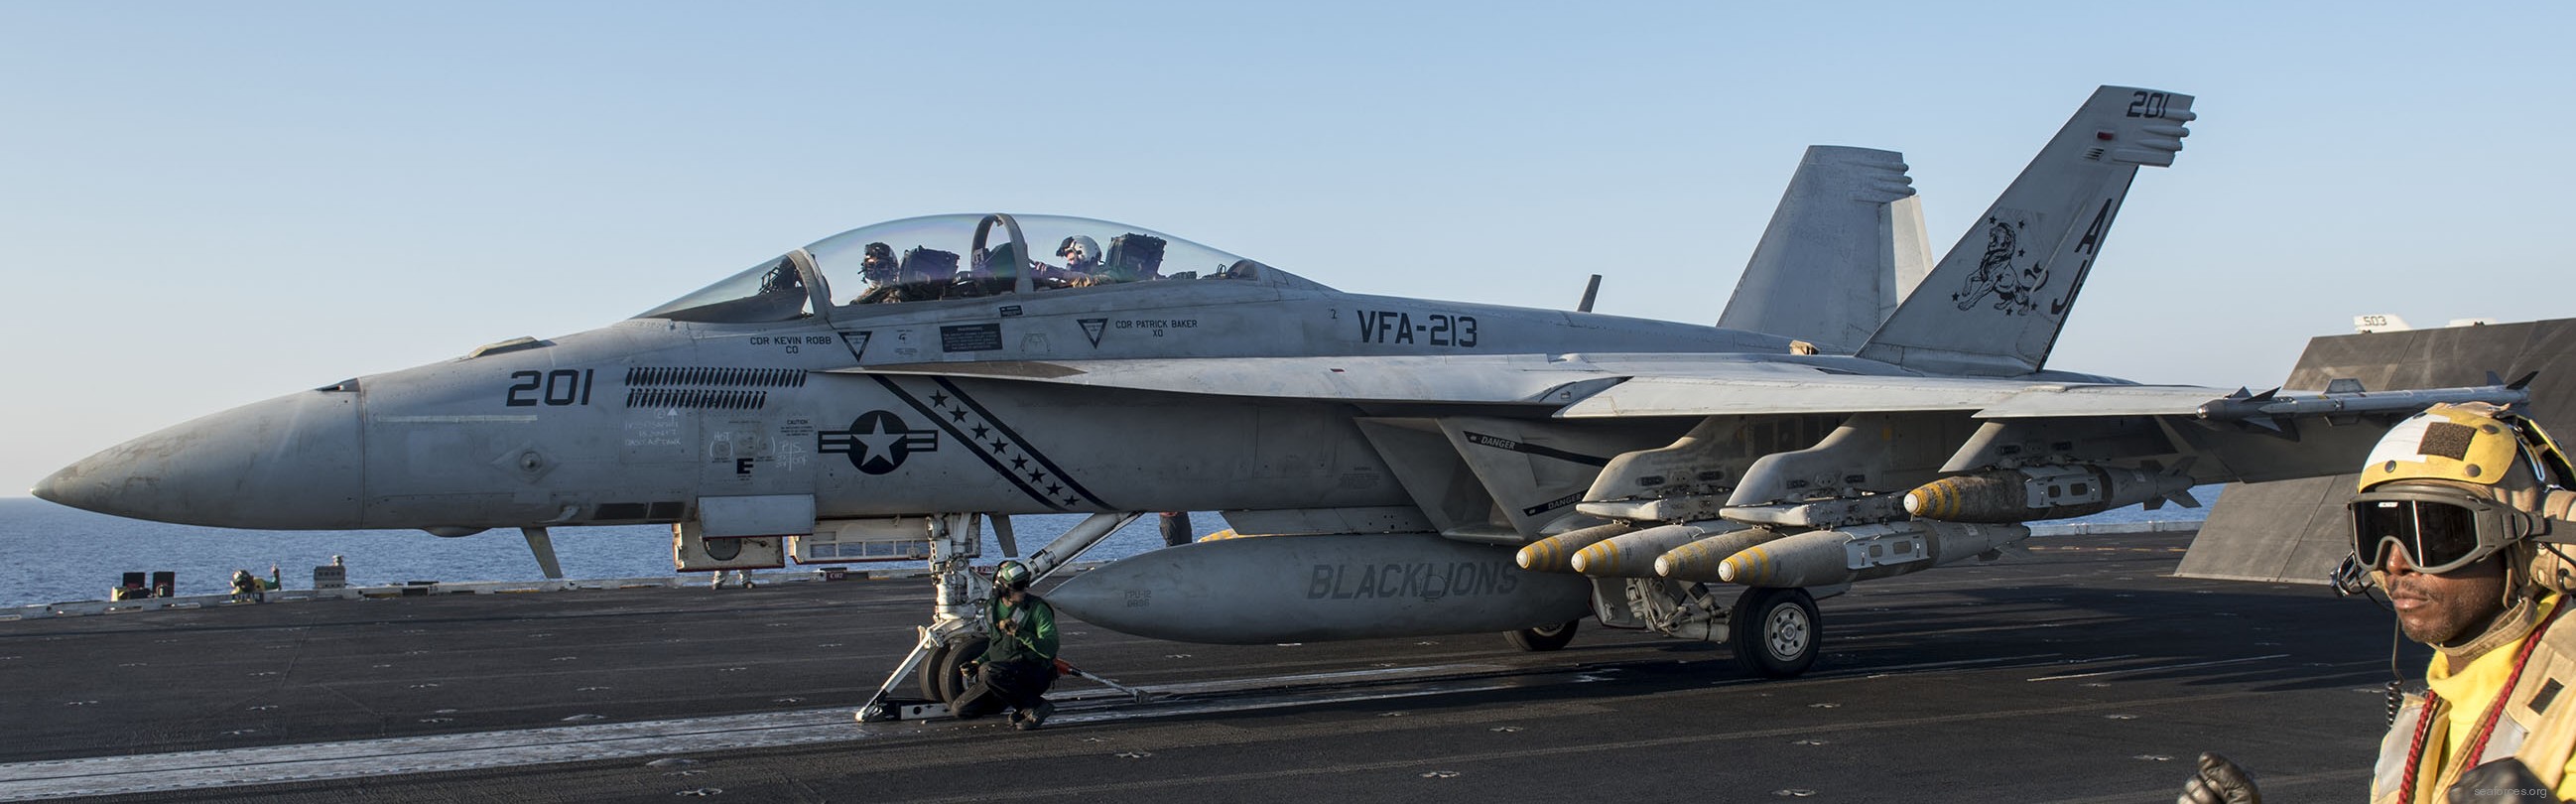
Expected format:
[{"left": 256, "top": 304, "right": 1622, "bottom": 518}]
[{"left": 32, "top": 86, "right": 2524, "bottom": 711}]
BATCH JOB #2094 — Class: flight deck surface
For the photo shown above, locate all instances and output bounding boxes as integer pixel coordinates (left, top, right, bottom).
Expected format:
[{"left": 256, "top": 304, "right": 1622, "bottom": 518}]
[{"left": 0, "top": 531, "right": 2416, "bottom": 802}]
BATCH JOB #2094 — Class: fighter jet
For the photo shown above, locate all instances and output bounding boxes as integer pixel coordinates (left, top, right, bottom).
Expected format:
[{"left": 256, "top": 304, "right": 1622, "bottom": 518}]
[{"left": 32, "top": 86, "right": 2524, "bottom": 711}]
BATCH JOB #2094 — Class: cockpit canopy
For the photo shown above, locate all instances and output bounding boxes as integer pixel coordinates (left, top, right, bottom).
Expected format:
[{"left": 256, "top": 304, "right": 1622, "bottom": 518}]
[{"left": 637, "top": 213, "right": 1333, "bottom": 324}]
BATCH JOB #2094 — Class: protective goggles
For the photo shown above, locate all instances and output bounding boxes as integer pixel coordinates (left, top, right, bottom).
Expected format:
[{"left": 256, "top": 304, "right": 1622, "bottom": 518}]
[{"left": 2349, "top": 488, "right": 2537, "bottom": 574}]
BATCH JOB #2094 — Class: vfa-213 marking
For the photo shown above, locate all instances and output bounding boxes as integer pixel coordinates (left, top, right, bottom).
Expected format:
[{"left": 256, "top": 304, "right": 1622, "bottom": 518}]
[{"left": 1352, "top": 309, "right": 1480, "bottom": 347}]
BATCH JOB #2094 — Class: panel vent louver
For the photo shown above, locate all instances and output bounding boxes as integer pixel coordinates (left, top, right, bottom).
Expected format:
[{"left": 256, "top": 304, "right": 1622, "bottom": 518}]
[
  {"left": 625, "top": 389, "right": 770, "bottom": 410},
  {"left": 625, "top": 367, "right": 808, "bottom": 388}
]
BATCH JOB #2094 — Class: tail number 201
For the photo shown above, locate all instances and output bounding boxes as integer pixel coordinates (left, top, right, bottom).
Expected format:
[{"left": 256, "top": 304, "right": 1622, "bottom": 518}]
[{"left": 2125, "top": 91, "right": 2171, "bottom": 118}]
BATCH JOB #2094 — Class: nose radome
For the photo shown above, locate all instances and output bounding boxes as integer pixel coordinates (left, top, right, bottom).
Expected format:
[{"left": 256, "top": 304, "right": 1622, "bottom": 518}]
[
  {"left": 34, "top": 390, "right": 364, "bottom": 528},
  {"left": 30, "top": 469, "right": 64, "bottom": 503}
]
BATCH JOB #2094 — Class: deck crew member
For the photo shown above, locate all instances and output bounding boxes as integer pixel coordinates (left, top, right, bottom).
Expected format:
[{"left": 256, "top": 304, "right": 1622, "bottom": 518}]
[
  {"left": 955, "top": 560, "right": 1060, "bottom": 731},
  {"left": 2182, "top": 402, "right": 2576, "bottom": 803}
]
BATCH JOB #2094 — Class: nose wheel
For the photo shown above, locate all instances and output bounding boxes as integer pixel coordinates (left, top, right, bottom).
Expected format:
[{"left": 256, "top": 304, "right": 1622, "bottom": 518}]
[
  {"left": 917, "top": 635, "right": 989, "bottom": 704},
  {"left": 1731, "top": 587, "right": 1819, "bottom": 678}
]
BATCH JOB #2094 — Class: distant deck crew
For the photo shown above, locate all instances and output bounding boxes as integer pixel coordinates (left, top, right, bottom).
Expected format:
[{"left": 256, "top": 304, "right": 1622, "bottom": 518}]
[
  {"left": 229, "top": 569, "right": 264, "bottom": 603},
  {"left": 955, "top": 560, "right": 1059, "bottom": 730},
  {"left": 2181, "top": 403, "right": 2576, "bottom": 803}
]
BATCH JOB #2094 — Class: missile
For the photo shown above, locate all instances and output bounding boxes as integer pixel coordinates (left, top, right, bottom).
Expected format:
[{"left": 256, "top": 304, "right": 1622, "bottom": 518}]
[
  {"left": 2195, "top": 374, "right": 2531, "bottom": 428},
  {"left": 1652, "top": 526, "right": 1789, "bottom": 582},
  {"left": 1046, "top": 532, "right": 1593, "bottom": 644},
  {"left": 1718, "top": 520, "right": 2031, "bottom": 588},
  {"left": 1570, "top": 521, "right": 1744, "bottom": 578},
  {"left": 1903, "top": 465, "right": 2196, "bottom": 524},
  {"left": 1515, "top": 521, "right": 1633, "bottom": 573}
]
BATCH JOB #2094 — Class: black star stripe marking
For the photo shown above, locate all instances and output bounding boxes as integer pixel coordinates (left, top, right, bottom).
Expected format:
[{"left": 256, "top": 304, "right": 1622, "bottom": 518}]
[
  {"left": 866, "top": 375, "right": 1069, "bottom": 510},
  {"left": 929, "top": 377, "right": 1107, "bottom": 508},
  {"left": 866, "top": 375, "right": 1114, "bottom": 510}
]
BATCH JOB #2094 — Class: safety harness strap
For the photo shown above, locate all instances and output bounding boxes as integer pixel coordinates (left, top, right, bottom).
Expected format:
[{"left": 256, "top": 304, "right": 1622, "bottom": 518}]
[
  {"left": 2407, "top": 601, "right": 2575, "bottom": 799},
  {"left": 2502, "top": 595, "right": 2576, "bottom": 791}
]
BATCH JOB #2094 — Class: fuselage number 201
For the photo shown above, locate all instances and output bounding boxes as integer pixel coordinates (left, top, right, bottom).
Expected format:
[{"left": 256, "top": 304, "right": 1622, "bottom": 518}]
[{"left": 504, "top": 369, "right": 595, "bottom": 407}]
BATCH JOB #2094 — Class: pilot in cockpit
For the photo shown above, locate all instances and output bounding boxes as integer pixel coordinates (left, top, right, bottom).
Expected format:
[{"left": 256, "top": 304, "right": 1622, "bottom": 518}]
[
  {"left": 851, "top": 242, "right": 899, "bottom": 304},
  {"left": 1052, "top": 235, "right": 1101, "bottom": 288}
]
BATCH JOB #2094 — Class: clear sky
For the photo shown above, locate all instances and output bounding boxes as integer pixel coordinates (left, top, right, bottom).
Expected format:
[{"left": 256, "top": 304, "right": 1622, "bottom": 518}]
[{"left": 4, "top": 1, "right": 2570, "bottom": 495}]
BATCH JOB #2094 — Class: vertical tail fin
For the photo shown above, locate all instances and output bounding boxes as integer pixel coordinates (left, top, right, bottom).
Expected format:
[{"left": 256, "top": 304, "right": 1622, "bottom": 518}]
[
  {"left": 1718, "top": 146, "right": 1931, "bottom": 352},
  {"left": 1856, "top": 85, "right": 2195, "bottom": 376}
]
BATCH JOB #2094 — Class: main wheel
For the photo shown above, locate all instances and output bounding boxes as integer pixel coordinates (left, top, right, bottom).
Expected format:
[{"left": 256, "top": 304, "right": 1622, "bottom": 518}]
[
  {"left": 1731, "top": 587, "right": 1820, "bottom": 678},
  {"left": 915, "top": 642, "right": 952, "bottom": 702},
  {"left": 915, "top": 635, "right": 990, "bottom": 704},
  {"left": 1504, "top": 619, "right": 1581, "bottom": 651}
]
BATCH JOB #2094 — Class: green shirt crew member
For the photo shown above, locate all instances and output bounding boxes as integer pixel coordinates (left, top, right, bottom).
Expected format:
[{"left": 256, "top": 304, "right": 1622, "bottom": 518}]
[{"left": 953, "top": 560, "right": 1061, "bottom": 730}]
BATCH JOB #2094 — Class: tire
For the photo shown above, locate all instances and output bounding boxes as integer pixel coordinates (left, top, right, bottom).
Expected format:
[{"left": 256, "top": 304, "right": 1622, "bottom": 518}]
[
  {"left": 933, "top": 636, "right": 987, "bottom": 704},
  {"left": 1504, "top": 619, "right": 1581, "bottom": 652},
  {"left": 915, "top": 642, "right": 952, "bottom": 702},
  {"left": 915, "top": 635, "right": 990, "bottom": 704},
  {"left": 1731, "top": 587, "right": 1820, "bottom": 678}
]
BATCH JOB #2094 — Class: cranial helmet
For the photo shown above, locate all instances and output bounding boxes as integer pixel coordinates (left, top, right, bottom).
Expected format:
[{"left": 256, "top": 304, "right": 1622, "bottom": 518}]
[
  {"left": 860, "top": 242, "right": 898, "bottom": 281},
  {"left": 994, "top": 560, "right": 1032, "bottom": 592},
  {"left": 1057, "top": 235, "right": 1099, "bottom": 266},
  {"left": 2351, "top": 403, "right": 2576, "bottom": 579},
  {"left": 2360, "top": 403, "right": 2539, "bottom": 490}
]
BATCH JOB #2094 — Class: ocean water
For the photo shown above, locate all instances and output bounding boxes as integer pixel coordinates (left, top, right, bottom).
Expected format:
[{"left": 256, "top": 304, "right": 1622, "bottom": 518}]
[
  {"left": 0, "top": 500, "right": 1188, "bottom": 607},
  {"left": 0, "top": 485, "right": 2225, "bottom": 608}
]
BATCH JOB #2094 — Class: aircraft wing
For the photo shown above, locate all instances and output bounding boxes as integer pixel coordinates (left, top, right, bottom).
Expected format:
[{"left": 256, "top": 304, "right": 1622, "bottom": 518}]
[
  {"left": 845, "top": 355, "right": 2519, "bottom": 424},
  {"left": 842, "top": 354, "right": 2527, "bottom": 489},
  {"left": 1548, "top": 374, "right": 2163, "bottom": 418},
  {"left": 846, "top": 353, "right": 2095, "bottom": 413},
  {"left": 837, "top": 355, "right": 1630, "bottom": 406}
]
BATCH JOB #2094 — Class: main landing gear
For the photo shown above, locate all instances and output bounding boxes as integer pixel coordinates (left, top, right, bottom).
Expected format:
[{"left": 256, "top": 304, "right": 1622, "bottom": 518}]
[
  {"left": 1729, "top": 587, "right": 1820, "bottom": 678},
  {"left": 1583, "top": 575, "right": 1832, "bottom": 679},
  {"left": 1505, "top": 619, "right": 1582, "bottom": 652},
  {"left": 857, "top": 511, "right": 1143, "bottom": 724},
  {"left": 1510, "top": 587, "right": 1821, "bottom": 677}
]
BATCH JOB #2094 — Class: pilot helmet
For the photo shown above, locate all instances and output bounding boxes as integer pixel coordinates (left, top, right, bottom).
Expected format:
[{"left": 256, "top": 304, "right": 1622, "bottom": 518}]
[
  {"left": 1057, "top": 235, "right": 1099, "bottom": 268},
  {"left": 2351, "top": 403, "right": 2574, "bottom": 576},
  {"left": 994, "top": 560, "right": 1033, "bottom": 592},
  {"left": 860, "top": 242, "right": 898, "bottom": 281}
]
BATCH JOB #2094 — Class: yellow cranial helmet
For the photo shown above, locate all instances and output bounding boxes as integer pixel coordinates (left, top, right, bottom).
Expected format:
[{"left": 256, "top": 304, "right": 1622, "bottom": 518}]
[
  {"left": 2348, "top": 403, "right": 2576, "bottom": 580},
  {"left": 2359, "top": 403, "right": 2533, "bottom": 491}
]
